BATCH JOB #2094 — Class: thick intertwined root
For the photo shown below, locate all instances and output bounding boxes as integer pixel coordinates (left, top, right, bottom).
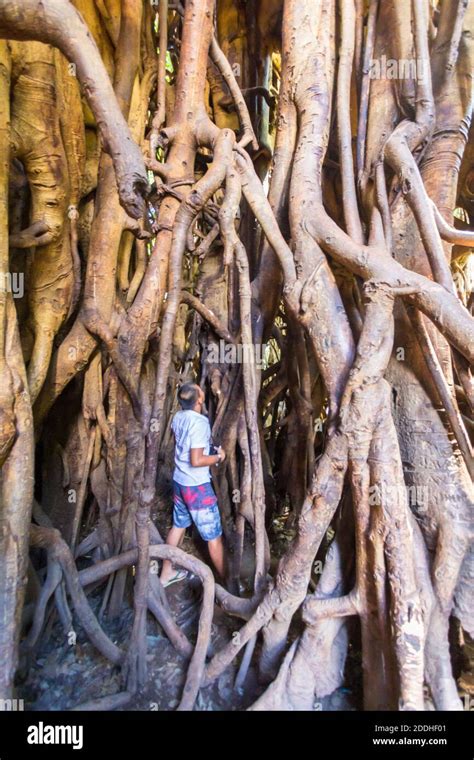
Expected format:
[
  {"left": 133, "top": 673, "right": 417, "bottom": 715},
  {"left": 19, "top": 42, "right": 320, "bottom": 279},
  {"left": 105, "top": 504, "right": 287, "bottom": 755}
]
[{"left": 0, "top": 0, "right": 473, "bottom": 712}]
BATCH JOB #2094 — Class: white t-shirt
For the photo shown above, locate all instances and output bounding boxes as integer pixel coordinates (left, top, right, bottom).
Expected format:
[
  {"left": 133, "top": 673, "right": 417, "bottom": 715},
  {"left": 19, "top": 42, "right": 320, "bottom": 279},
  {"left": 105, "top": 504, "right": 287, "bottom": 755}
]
[{"left": 171, "top": 409, "right": 212, "bottom": 486}]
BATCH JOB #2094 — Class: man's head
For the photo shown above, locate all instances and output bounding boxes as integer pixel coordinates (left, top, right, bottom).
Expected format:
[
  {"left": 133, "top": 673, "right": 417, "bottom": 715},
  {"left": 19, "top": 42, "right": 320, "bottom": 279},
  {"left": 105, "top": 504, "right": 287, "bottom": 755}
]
[{"left": 177, "top": 383, "right": 205, "bottom": 412}]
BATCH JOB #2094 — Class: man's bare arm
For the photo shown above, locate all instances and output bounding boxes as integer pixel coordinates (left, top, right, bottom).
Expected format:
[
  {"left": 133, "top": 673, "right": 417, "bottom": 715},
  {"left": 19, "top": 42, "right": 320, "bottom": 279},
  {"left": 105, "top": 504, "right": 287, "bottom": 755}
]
[{"left": 190, "top": 447, "right": 226, "bottom": 467}]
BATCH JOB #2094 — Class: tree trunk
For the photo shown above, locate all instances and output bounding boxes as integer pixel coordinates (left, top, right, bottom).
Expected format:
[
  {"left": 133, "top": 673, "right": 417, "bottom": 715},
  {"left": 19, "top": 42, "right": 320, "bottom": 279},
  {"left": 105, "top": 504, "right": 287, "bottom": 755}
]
[{"left": 0, "top": 0, "right": 472, "bottom": 711}]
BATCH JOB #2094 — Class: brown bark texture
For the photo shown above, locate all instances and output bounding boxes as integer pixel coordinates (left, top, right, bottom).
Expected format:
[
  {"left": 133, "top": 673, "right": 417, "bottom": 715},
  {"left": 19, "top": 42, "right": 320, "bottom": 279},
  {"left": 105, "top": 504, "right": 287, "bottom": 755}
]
[{"left": 0, "top": 0, "right": 473, "bottom": 712}]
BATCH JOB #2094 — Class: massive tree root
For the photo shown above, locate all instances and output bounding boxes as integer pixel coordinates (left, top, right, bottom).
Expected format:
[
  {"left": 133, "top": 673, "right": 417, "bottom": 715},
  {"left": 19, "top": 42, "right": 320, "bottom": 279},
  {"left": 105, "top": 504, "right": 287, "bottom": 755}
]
[
  {"left": 0, "top": 0, "right": 149, "bottom": 219},
  {"left": 0, "top": 0, "right": 473, "bottom": 711}
]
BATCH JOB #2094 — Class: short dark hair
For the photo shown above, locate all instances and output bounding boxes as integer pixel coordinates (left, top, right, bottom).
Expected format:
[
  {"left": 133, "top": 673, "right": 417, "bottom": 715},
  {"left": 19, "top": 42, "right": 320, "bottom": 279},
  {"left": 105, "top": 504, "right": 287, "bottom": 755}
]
[{"left": 177, "top": 383, "right": 200, "bottom": 410}]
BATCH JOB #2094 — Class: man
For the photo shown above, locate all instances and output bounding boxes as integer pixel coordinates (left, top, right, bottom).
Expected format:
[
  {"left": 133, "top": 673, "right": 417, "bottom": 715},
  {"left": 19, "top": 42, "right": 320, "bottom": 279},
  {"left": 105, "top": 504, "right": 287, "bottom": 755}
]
[{"left": 160, "top": 382, "right": 226, "bottom": 587}]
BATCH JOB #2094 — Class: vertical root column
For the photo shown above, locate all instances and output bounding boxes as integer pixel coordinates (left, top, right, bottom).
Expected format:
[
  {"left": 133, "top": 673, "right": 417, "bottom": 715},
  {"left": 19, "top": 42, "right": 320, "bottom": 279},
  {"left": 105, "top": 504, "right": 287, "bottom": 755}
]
[{"left": 371, "top": 397, "right": 425, "bottom": 711}]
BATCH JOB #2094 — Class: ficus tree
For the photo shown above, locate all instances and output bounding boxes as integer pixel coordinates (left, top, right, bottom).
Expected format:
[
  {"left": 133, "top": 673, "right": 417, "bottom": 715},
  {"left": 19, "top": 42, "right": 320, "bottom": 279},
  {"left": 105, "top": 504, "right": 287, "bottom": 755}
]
[{"left": 0, "top": 0, "right": 472, "bottom": 711}]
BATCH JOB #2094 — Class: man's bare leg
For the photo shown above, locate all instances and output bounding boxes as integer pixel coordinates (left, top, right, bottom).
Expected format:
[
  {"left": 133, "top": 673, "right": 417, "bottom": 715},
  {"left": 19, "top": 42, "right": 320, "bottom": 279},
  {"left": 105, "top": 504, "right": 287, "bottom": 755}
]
[
  {"left": 208, "top": 535, "right": 225, "bottom": 579},
  {"left": 160, "top": 525, "right": 186, "bottom": 584}
]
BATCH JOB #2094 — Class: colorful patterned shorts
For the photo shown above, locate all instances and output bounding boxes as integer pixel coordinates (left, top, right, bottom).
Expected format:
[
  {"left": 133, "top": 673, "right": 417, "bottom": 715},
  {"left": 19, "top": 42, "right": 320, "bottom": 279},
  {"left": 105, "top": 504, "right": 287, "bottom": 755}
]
[{"left": 172, "top": 480, "right": 223, "bottom": 542}]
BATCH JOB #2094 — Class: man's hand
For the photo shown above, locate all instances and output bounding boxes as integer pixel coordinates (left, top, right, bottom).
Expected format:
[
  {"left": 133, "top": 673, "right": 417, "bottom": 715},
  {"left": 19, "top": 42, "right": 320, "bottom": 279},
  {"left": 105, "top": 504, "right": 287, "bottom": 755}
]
[{"left": 216, "top": 446, "right": 226, "bottom": 463}]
